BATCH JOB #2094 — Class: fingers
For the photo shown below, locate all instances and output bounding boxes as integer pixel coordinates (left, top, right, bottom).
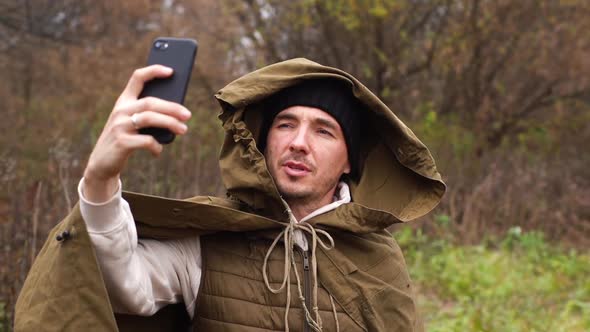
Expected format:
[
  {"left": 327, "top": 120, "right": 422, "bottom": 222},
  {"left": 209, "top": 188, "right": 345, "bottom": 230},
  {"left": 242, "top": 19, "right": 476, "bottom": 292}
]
[
  {"left": 130, "top": 111, "right": 188, "bottom": 135},
  {"left": 120, "top": 65, "right": 174, "bottom": 101},
  {"left": 118, "top": 133, "right": 164, "bottom": 157},
  {"left": 116, "top": 97, "right": 191, "bottom": 121}
]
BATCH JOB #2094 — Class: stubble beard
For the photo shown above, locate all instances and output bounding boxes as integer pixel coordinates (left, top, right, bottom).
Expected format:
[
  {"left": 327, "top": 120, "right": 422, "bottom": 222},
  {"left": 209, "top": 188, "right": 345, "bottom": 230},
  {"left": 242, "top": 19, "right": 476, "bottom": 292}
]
[
  {"left": 268, "top": 151, "right": 342, "bottom": 209},
  {"left": 276, "top": 171, "right": 341, "bottom": 209}
]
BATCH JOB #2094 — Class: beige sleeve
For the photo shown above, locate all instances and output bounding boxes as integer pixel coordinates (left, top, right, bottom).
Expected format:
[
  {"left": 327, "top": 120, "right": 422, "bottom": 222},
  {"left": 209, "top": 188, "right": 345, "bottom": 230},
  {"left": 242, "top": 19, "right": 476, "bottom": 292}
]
[{"left": 77, "top": 178, "right": 201, "bottom": 318}]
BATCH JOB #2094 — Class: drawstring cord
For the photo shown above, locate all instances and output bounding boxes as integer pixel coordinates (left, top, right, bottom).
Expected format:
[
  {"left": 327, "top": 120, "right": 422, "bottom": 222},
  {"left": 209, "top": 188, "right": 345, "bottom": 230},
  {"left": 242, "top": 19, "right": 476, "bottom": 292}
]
[
  {"left": 262, "top": 207, "right": 340, "bottom": 331},
  {"left": 329, "top": 295, "right": 340, "bottom": 332}
]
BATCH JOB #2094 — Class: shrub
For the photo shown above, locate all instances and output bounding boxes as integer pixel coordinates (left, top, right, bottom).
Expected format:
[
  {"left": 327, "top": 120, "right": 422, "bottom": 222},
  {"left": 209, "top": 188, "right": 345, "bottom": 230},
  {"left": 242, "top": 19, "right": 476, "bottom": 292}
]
[{"left": 395, "top": 228, "right": 590, "bottom": 331}]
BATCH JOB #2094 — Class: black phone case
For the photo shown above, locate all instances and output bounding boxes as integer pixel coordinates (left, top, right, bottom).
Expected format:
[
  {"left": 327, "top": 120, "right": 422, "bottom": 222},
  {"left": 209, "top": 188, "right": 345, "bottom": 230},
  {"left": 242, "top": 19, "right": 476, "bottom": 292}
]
[{"left": 139, "top": 37, "right": 198, "bottom": 144}]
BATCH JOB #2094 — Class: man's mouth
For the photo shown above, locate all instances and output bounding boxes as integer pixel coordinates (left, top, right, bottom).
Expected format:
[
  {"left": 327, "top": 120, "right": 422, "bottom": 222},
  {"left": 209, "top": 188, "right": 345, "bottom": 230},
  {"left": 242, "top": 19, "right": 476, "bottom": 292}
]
[{"left": 283, "top": 161, "right": 311, "bottom": 176}]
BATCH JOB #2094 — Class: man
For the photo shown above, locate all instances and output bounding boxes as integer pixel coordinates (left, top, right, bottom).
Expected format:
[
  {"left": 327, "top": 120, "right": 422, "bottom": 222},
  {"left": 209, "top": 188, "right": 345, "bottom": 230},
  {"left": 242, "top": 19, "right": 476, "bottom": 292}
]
[{"left": 15, "top": 58, "right": 445, "bottom": 331}]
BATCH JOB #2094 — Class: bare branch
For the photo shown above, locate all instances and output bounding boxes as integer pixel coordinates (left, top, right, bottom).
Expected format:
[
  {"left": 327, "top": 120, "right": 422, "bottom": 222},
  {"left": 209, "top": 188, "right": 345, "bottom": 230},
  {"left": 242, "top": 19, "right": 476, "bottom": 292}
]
[
  {"left": 313, "top": 2, "right": 344, "bottom": 68},
  {"left": 30, "top": 181, "right": 42, "bottom": 265}
]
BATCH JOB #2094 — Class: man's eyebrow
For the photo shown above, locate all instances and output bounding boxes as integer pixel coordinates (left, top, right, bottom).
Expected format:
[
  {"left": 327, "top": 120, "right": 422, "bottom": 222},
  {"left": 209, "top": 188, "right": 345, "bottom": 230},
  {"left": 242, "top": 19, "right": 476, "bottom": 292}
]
[
  {"left": 273, "top": 111, "right": 340, "bottom": 131},
  {"left": 274, "top": 112, "right": 298, "bottom": 122},
  {"left": 315, "top": 117, "right": 339, "bottom": 131}
]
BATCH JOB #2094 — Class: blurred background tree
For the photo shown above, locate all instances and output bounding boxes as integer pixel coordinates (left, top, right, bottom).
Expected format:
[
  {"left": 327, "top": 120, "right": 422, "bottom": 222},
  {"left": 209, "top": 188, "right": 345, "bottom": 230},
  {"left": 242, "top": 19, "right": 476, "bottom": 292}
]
[{"left": 1, "top": 0, "right": 589, "bottom": 330}]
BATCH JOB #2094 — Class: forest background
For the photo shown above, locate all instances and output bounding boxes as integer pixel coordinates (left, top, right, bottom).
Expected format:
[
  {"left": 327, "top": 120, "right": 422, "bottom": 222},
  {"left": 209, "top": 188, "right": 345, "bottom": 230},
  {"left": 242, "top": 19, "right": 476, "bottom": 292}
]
[{"left": 1, "top": 0, "right": 589, "bottom": 331}]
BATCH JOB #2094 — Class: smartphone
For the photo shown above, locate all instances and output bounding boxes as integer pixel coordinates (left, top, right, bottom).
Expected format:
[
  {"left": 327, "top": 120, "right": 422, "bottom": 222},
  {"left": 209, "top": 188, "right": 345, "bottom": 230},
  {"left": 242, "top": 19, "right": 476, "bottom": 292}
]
[{"left": 139, "top": 37, "right": 198, "bottom": 144}]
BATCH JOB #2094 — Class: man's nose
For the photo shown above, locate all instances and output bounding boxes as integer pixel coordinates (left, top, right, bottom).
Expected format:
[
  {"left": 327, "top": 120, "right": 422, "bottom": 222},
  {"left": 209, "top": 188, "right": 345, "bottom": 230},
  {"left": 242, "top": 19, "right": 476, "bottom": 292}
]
[{"left": 289, "top": 128, "right": 310, "bottom": 153}]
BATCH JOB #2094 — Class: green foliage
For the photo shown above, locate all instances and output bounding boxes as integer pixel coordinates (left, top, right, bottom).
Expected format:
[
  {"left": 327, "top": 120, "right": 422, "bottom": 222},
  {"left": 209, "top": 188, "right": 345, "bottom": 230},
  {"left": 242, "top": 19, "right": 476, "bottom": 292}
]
[
  {"left": 434, "top": 214, "right": 451, "bottom": 227},
  {"left": 414, "top": 111, "right": 476, "bottom": 159},
  {"left": 318, "top": 0, "right": 406, "bottom": 31},
  {"left": 395, "top": 228, "right": 590, "bottom": 332},
  {"left": 0, "top": 301, "right": 5, "bottom": 332}
]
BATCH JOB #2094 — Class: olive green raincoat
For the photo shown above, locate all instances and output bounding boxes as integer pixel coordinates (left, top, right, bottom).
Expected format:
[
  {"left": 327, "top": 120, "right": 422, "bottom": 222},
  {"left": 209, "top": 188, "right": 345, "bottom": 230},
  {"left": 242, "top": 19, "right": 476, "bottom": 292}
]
[{"left": 15, "top": 58, "right": 445, "bottom": 331}]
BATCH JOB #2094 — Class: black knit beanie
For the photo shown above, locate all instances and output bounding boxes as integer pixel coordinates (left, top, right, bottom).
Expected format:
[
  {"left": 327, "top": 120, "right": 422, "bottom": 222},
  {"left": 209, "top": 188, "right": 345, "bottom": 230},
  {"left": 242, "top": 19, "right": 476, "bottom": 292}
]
[{"left": 259, "top": 79, "right": 362, "bottom": 181}]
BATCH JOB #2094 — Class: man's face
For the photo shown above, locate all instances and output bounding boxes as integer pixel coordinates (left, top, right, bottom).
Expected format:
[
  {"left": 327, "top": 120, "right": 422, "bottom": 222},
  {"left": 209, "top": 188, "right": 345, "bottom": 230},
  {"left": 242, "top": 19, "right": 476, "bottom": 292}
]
[{"left": 265, "top": 106, "right": 350, "bottom": 205}]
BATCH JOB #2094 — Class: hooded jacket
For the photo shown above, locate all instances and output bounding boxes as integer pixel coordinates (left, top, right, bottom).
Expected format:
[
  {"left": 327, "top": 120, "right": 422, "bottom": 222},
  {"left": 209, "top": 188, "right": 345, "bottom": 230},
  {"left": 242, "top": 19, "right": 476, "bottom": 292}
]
[{"left": 14, "top": 58, "right": 445, "bottom": 331}]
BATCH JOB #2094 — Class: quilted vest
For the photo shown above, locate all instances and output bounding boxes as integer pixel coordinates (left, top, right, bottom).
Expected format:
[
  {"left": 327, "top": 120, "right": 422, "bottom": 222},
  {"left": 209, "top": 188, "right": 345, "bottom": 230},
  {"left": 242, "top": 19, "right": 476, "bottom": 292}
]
[{"left": 191, "top": 231, "right": 364, "bottom": 331}]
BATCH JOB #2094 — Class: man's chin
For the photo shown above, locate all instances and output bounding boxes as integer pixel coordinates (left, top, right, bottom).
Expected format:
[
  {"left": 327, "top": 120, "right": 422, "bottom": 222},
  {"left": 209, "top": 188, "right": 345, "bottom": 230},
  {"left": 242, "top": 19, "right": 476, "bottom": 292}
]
[{"left": 276, "top": 184, "right": 312, "bottom": 201}]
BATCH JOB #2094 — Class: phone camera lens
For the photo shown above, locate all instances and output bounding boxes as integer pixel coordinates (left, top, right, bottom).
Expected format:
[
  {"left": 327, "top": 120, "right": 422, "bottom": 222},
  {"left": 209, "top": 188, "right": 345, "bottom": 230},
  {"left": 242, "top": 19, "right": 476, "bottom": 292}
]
[{"left": 154, "top": 41, "right": 168, "bottom": 50}]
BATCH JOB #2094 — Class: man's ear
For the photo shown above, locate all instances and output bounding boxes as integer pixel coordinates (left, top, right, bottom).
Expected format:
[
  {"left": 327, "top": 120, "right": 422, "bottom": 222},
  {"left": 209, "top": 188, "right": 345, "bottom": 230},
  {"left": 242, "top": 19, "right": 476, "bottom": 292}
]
[{"left": 343, "top": 159, "right": 351, "bottom": 175}]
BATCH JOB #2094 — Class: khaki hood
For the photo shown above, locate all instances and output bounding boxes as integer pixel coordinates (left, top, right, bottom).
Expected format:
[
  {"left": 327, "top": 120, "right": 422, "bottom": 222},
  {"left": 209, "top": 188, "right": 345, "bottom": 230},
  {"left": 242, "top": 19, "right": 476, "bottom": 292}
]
[{"left": 215, "top": 58, "right": 445, "bottom": 231}]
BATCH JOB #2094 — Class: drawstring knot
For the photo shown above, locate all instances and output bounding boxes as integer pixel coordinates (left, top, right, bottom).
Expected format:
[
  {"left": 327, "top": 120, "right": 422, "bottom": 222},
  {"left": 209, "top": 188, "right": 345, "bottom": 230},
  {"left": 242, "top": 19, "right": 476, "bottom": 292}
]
[{"left": 262, "top": 207, "right": 340, "bottom": 331}]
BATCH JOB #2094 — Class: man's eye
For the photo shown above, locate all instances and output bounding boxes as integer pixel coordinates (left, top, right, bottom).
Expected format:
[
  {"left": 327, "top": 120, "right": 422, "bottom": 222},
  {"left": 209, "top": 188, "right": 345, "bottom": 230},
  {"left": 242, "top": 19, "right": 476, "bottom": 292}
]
[{"left": 318, "top": 129, "right": 333, "bottom": 137}]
